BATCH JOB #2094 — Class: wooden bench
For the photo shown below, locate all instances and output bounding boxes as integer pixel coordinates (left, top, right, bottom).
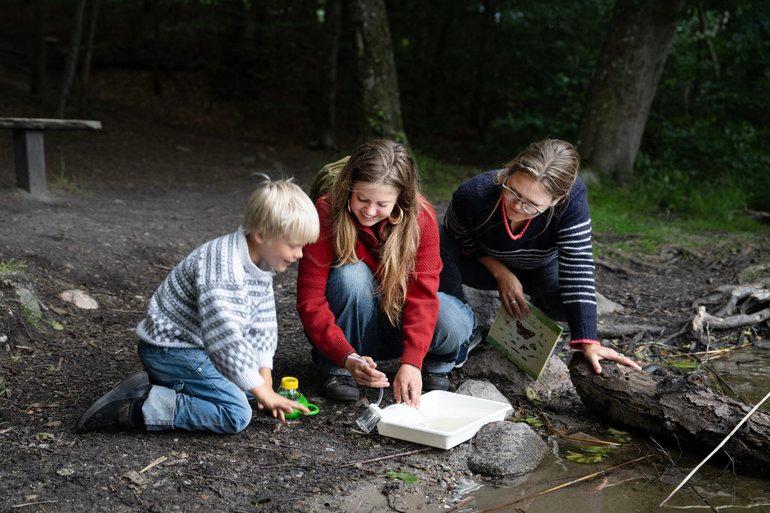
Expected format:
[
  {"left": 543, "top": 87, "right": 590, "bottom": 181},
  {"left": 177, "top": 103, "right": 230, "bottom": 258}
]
[{"left": 0, "top": 117, "right": 102, "bottom": 197}]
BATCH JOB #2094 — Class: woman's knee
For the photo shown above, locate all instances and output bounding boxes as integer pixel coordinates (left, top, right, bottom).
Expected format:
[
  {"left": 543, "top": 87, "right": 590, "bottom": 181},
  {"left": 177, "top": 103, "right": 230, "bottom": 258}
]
[
  {"left": 431, "top": 293, "right": 474, "bottom": 354},
  {"left": 326, "top": 262, "right": 375, "bottom": 310}
]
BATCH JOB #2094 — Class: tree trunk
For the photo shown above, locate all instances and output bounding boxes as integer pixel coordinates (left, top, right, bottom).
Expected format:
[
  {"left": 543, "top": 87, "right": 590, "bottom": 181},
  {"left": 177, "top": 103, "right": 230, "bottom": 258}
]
[
  {"left": 349, "top": 0, "right": 407, "bottom": 144},
  {"left": 29, "top": 0, "right": 47, "bottom": 98},
  {"left": 79, "top": 0, "right": 101, "bottom": 114},
  {"left": 425, "top": 4, "right": 456, "bottom": 120},
  {"left": 319, "top": 0, "right": 342, "bottom": 150},
  {"left": 469, "top": 0, "right": 496, "bottom": 133},
  {"left": 577, "top": 0, "right": 686, "bottom": 185},
  {"left": 569, "top": 355, "right": 770, "bottom": 473},
  {"left": 57, "top": 0, "right": 88, "bottom": 118}
]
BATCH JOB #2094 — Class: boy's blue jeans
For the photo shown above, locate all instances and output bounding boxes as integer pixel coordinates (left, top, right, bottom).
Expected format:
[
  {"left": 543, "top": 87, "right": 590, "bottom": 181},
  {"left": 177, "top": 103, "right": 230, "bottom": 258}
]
[
  {"left": 138, "top": 342, "right": 253, "bottom": 434},
  {"left": 315, "top": 261, "right": 474, "bottom": 375}
]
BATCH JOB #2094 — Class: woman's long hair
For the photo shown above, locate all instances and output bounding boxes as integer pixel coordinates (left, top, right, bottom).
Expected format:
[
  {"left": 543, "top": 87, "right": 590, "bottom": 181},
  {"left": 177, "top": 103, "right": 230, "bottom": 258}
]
[{"left": 329, "top": 140, "right": 427, "bottom": 326}]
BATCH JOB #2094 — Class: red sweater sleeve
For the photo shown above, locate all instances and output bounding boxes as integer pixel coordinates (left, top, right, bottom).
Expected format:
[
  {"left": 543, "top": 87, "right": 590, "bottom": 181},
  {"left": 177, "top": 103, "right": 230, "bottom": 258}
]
[
  {"left": 296, "top": 197, "right": 355, "bottom": 367},
  {"left": 399, "top": 201, "right": 442, "bottom": 369}
]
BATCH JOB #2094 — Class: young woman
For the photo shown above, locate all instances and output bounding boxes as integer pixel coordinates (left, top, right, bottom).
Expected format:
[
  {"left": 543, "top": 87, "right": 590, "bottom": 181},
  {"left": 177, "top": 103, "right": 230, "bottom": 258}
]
[
  {"left": 297, "top": 140, "right": 473, "bottom": 407},
  {"left": 440, "top": 139, "right": 641, "bottom": 374}
]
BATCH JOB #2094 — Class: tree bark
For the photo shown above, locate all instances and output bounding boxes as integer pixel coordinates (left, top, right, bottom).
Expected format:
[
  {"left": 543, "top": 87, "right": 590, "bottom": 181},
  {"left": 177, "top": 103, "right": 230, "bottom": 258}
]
[
  {"left": 79, "top": 0, "right": 101, "bottom": 114},
  {"left": 577, "top": 0, "right": 686, "bottom": 185},
  {"left": 569, "top": 355, "right": 770, "bottom": 473},
  {"left": 57, "top": 0, "right": 88, "bottom": 118},
  {"left": 469, "top": 0, "right": 496, "bottom": 133},
  {"left": 349, "top": 0, "right": 407, "bottom": 144},
  {"left": 29, "top": 0, "right": 47, "bottom": 98},
  {"left": 319, "top": 0, "right": 342, "bottom": 150},
  {"left": 424, "top": 3, "right": 456, "bottom": 120}
]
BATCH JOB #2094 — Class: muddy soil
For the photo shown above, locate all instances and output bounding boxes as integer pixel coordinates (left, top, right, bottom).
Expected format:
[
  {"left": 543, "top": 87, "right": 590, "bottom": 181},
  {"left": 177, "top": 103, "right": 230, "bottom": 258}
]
[{"left": 1, "top": 85, "right": 767, "bottom": 513}]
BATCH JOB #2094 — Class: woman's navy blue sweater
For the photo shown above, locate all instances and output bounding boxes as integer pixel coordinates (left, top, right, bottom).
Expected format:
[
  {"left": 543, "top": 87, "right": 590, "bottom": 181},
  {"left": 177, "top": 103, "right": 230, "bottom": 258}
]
[{"left": 444, "top": 170, "right": 598, "bottom": 344}]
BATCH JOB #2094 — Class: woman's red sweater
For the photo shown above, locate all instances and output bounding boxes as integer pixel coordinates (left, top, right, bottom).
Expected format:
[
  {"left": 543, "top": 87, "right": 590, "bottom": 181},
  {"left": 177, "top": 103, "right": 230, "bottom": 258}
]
[{"left": 296, "top": 194, "right": 442, "bottom": 369}]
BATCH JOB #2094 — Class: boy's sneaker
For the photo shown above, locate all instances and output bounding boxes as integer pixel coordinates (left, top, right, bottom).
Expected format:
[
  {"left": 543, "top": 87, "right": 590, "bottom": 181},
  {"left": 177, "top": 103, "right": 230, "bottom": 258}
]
[
  {"left": 76, "top": 371, "right": 150, "bottom": 432},
  {"left": 321, "top": 375, "right": 360, "bottom": 402},
  {"left": 454, "top": 326, "right": 486, "bottom": 368},
  {"left": 423, "top": 373, "right": 451, "bottom": 392}
]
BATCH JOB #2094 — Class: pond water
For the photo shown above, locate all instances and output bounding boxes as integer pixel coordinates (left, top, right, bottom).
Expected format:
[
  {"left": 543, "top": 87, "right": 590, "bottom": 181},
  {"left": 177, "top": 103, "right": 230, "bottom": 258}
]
[{"left": 453, "top": 345, "right": 770, "bottom": 513}]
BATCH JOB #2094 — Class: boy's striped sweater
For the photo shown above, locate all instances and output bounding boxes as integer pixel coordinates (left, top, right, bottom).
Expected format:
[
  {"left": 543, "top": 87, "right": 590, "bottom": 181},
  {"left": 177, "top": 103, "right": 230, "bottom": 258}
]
[
  {"left": 136, "top": 227, "right": 277, "bottom": 391},
  {"left": 445, "top": 170, "right": 598, "bottom": 345}
]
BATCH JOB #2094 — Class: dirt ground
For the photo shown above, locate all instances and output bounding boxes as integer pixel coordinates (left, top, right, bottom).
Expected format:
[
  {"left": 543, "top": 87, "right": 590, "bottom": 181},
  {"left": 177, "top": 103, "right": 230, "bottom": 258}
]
[{"left": 1, "top": 85, "right": 767, "bottom": 513}]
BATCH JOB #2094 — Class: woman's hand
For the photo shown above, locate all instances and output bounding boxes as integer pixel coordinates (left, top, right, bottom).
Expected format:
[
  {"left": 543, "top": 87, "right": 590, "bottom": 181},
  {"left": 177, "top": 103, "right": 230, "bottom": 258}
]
[
  {"left": 393, "top": 364, "right": 422, "bottom": 408},
  {"left": 494, "top": 267, "right": 530, "bottom": 319},
  {"left": 251, "top": 383, "right": 308, "bottom": 422},
  {"left": 344, "top": 354, "right": 390, "bottom": 388},
  {"left": 581, "top": 343, "right": 643, "bottom": 374}
]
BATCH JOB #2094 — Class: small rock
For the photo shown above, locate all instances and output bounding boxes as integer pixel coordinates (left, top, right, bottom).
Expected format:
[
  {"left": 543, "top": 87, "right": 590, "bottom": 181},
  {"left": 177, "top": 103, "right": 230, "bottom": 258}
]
[
  {"left": 596, "top": 291, "right": 624, "bottom": 316},
  {"left": 455, "top": 380, "right": 513, "bottom": 419},
  {"left": 461, "top": 349, "right": 575, "bottom": 402},
  {"left": 0, "top": 334, "right": 7, "bottom": 344},
  {"left": 60, "top": 289, "right": 99, "bottom": 310},
  {"left": 56, "top": 467, "right": 75, "bottom": 477},
  {"left": 467, "top": 422, "right": 548, "bottom": 477}
]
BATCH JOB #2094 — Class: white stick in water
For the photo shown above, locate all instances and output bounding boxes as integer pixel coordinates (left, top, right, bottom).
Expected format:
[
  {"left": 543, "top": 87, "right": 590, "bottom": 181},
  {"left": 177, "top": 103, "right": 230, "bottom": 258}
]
[{"left": 659, "top": 390, "right": 770, "bottom": 508}]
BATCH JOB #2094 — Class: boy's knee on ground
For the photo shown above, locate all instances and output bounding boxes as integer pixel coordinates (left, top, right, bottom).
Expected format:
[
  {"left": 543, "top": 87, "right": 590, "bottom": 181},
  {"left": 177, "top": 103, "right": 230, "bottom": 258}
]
[{"left": 221, "top": 398, "right": 253, "bottom": 434}]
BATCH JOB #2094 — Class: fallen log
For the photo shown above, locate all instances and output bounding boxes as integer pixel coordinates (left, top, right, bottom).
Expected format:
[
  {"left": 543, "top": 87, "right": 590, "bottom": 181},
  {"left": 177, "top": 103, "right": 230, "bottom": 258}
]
[{"left": 568, "top": 355, "right": 770, "bottom": 473}]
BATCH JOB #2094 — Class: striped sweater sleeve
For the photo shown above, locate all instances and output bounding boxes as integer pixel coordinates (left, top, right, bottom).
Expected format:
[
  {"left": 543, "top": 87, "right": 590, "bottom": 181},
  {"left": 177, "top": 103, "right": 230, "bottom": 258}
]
[{"left": 555, "top": 188, "right": 599, "bottom": 346}]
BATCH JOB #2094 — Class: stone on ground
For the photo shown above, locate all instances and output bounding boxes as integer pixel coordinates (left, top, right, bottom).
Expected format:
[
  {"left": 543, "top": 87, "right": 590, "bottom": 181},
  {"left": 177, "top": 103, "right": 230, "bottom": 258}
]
[
  {"left": 596, "top": 291, "right": 624, "bottom": 316},
  {"left": 460, "top": 349, "right": 575, "bottom": 402},
  {"left": 455, "top": 379, "right": 513, "bottom": 419},
  {"left": 60, "top": 289, "right": 99, "bottom": 310},
  {"left": 467, "top": 421, "right": 548, "bottom": 477}
]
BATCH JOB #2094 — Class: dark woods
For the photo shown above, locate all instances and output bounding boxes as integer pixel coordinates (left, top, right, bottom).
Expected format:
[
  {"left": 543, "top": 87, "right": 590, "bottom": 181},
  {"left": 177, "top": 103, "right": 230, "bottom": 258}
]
[{"left": 1, "top": 0, "right": 768, "bottom": 209}]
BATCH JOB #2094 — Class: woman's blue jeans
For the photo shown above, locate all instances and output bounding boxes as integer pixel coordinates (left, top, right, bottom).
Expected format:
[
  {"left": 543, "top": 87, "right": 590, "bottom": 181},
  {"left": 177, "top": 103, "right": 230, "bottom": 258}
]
[
  {"left": 138, "top": 342, "right": 253, "bottom": 434},
  {"left": 438, "top": 225, "right": 566, "bottom": 322},
  {"left": 316, "top": 261, "right": 474, "bottom": 375}
]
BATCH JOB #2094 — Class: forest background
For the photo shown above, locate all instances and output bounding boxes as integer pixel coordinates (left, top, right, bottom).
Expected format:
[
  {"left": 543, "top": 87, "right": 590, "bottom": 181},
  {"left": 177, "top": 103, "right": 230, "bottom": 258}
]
[{"left": 1, "top": 0, "right": 768, "bottom": 245}]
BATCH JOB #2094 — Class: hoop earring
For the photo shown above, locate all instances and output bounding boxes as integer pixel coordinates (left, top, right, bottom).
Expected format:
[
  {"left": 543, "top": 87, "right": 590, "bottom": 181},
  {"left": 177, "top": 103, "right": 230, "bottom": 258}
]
[
  {"left": 347, "top": 200, "right": 352, "bottom": 213},
  {"left": 388, "top": 205, "right": 404, "bottom": 225}
]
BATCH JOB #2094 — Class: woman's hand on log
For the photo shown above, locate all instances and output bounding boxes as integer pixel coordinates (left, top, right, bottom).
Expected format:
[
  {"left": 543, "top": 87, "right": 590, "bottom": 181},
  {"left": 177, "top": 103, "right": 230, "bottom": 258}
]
[{"left": 581, "top": 343, "right": 643, "bottom": 374}]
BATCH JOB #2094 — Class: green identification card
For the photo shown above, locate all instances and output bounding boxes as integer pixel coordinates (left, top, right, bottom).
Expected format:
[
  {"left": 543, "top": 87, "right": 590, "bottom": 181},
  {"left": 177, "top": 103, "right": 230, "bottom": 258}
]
[{"left": 485, "top": 301, "right": 563, "bottom": 380}]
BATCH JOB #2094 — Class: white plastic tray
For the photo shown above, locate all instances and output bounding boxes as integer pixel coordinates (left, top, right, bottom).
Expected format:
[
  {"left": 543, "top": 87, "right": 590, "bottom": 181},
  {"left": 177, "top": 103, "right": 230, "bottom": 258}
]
[{"left": 376, "top": 390, "right": 512, "bottom": 449}]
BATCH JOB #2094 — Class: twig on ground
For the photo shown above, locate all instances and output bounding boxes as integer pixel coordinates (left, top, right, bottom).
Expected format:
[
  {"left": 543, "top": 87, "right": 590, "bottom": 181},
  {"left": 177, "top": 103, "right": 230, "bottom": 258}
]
[
  {"left": 595, "top": 257, "right": 641, "bottom": 276},
  {"left": 11, "top": 500, "right": 59, "bottom": 509},
  {"left": 139, "top": 455, "right": 167, "bottom": 473},
  {"left": 446, "top": 495, "right": 475, "bottom": 513},
  {"left": 340, "top": 447, "right": 432, "bottom": 468},
  {"left": 659, "top": 391, "right": 770, "bottom": 508}
]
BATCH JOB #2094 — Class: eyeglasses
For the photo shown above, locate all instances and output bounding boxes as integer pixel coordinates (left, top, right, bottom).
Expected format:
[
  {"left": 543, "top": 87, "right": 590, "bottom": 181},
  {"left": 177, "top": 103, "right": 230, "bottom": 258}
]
[{"left": 501, "top": 182, "right": 546, "bottom": 216}]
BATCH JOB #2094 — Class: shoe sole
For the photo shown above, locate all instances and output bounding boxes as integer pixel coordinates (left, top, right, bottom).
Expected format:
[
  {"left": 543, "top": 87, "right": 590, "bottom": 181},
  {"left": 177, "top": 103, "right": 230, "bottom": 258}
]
[{"left": 76, "top": 371, "right": 150, "bottom": 432}]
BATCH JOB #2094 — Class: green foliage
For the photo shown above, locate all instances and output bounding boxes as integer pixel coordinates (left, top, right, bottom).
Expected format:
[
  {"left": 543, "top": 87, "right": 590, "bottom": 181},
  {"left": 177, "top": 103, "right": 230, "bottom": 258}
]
[
  {"left": 607, "top": 428, "right": 631, "bottom": 444},
  {"left": 0, "top": 259, "right": 26, "bottom": 275},
  {"left": 523, "top": 415, "right": 543, "bottom": 428},
  {"left": 385, "top": 470, "right": 419, "bottom": 484},
  {"left": 414, "top": 151, "right": 477, "bottom": 203}
]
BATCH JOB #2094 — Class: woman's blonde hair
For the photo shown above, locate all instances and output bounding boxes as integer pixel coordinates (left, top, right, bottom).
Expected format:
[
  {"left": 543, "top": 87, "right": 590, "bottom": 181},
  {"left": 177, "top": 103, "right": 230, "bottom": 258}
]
[
  {"left": 328, "top": 140, "right": 428, "bottom": 325},
  {"left": 243, "top": 175, "right": 319, "bottom": 244},
  {"left": 490, "top": 139, "right": 580, "bottom": 226}
]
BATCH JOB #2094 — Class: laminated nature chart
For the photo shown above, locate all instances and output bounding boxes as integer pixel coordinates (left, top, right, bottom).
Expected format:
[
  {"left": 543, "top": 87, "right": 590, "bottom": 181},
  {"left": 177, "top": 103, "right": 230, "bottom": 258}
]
[{"left": 486, "top": 301, "right": 563, "bottom": 380}]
